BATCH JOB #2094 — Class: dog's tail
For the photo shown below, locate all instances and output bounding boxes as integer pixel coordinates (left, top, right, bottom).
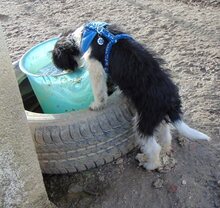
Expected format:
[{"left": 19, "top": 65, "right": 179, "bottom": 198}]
[
  {"left": 172, "top": 120, "right": 210, "bottom": 141},
  {"left": 169, "top": 113, "right": 210, "bottom": 141}
]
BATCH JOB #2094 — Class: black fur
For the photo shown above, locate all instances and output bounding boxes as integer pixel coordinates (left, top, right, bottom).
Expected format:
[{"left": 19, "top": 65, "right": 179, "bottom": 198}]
[
  {"left": 52, "top": 24, "right": 182, "bottom": 137},
  {"left": 88, "top": 25, "right": 182, "bottom": 136},
  {"left": 52, "top": 36, "right": 81, "bottom": 70}
]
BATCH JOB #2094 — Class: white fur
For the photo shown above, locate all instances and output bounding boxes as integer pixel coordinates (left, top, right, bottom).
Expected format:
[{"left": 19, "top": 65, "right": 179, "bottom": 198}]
[
  {"left": 157, "top": 123, "right": 172, "bottom": 153},
  {"left": 139, "top": 136, "right": 161, "bottom": 170},
  {"left": 69, "top": 26, "right": 108, "bottom": 110},
  {"left": 74, "top": 56, "right": 84, "bottom": 67},
  {"left": 134, "top": 114, "right": 163, "bottom": 170},
  {"left": 83, "top": 49, "right": 108, "bottom": 110},
  {"left": 72, "top": 25, "right": 84, "bottom": 46},
  {"left": 173, "top": 120, "right": 210, "bottom": 141}
]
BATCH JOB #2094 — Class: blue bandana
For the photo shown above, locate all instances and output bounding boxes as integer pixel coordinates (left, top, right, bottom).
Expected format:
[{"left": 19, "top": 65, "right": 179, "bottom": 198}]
[{"left": 80, "top": 21, "right": 133, "bottom": 73}]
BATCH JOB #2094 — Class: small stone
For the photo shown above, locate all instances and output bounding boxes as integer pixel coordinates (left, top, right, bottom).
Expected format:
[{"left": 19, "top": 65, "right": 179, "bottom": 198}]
[
  {"left": 152, "top": 178, "right": 164, "bottom": 189},
  {"left": 181, "top": 180, "right": 186, "bottom": 185},
  {"left": 116, "top": 158, "right": 124, "bottom": 165},
  {"left": 158, "top": 155, "right": 177, "bottom": 173},
  {"left": 217, "top": 180, "right": 220, "bottom": 187},
  {"left": 176, "top": 136, "right": 186, "bottom": 146},
  {"left": 162, "top": 155, "right": 169, "bottom": 165}
]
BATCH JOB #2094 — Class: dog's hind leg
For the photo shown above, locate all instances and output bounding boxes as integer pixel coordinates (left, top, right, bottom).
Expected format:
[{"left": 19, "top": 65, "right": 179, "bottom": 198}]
[
  {"left": 138, "top": 135, "right": 162, "bottom": 170},
  {"left": 84, "top": 53, "right": 108, "bottom": 110},
  {"left": 135, "top": 114, "right": 162, "bottom": 170},
  {"left": 157, "top": 122, "right": 172, "bottom": 154}
]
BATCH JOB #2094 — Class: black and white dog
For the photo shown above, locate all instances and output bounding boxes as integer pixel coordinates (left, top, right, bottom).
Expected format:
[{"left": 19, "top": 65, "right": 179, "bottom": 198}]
[{"left": 52, "top": 22, "right": 210, "bottom": 170}]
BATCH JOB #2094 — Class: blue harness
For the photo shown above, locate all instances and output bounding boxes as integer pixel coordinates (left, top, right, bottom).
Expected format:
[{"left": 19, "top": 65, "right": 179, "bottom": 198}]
[{"left": 80, "top": 21, "right": 133, "bottom": 73}]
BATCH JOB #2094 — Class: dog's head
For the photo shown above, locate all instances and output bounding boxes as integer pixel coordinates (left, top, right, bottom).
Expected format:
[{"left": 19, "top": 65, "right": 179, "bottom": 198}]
[{"left": 52, "top": 27, "right": 84, "bottom": 72}]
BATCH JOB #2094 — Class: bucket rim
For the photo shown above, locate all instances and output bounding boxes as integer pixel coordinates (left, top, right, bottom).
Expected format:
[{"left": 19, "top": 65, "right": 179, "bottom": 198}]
[{"left": 19, "top": 37, "right": 75, "bottom": 77}]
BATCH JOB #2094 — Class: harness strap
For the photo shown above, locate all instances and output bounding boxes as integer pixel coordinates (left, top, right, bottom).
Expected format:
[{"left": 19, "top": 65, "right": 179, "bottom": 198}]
[
  {"left": 83, "top": 22, "right": 133, "bottom": 73},
  {"left": 104, "top": 34, "right": 133, "bottom": 73}
]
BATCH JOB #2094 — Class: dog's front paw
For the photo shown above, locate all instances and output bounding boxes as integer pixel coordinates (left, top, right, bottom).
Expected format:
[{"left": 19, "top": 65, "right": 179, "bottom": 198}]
[
  {"left": 143, "top": 161, "right": 161, "bottom": 171},
  {"left": 89, "top": 101, "right": 106, "bottom": 111}
]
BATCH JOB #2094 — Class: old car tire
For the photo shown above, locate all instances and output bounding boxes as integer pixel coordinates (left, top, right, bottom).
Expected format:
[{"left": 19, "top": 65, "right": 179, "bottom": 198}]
[{"left": 14, "top": 62, "right": 136, "bottom": 174}]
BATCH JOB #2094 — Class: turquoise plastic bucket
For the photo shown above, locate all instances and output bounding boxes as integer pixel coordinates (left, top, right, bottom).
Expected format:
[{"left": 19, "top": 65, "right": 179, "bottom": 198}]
[{"left": 19, "top": 37, "right": 94, "bottom": 114}]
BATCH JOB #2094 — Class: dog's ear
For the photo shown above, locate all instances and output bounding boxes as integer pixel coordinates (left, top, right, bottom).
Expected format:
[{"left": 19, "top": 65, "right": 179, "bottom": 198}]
[
  {"left": 52, "top": 38, "right": 81, "bottom": 71},
  {"left": 52, "top": 46, "right": 78, "bottom": 71}
]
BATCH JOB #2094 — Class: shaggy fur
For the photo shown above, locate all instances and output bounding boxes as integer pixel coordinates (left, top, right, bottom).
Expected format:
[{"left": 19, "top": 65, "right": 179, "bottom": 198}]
[{"left": 52, "top": 23, "right": 210, "bottom": 170}]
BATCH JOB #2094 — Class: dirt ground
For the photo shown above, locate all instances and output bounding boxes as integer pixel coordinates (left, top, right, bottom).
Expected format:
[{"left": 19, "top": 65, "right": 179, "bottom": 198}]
[{"left": 1, "top": 0, "right": 220, "bottom": 207}]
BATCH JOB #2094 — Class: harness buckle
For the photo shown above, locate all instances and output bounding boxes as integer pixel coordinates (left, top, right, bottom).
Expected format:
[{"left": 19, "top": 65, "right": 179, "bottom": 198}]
[
  {"left": 97, "top": 37, "right": 104, "bottom": 45},
  {"left": 97, "top": 26, "right": 104, "bottom": 35}
]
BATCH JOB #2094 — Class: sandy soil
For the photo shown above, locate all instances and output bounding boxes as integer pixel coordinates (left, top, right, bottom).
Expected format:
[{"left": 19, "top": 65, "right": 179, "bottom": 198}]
[{"left": 1, "top": 0, "right": 220, "bottom": 207}]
